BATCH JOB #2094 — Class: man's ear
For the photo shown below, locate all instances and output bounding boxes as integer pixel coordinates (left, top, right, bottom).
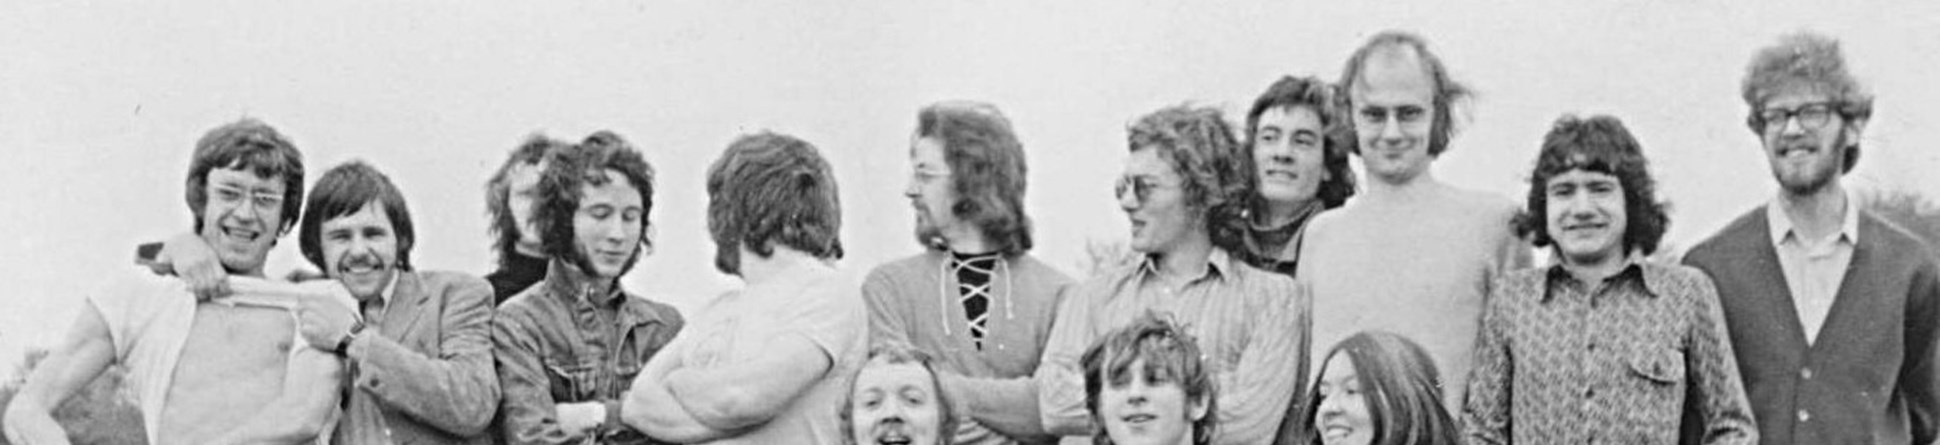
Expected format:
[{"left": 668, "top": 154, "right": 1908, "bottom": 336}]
[{"left": 1188, "top": 394, "right": 1211, "bottom": 421}]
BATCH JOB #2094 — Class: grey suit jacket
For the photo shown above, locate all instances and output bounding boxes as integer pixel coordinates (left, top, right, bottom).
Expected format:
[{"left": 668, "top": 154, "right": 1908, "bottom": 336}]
[{"left": 334, "top": 270, "right": 500, "bottom": 444}]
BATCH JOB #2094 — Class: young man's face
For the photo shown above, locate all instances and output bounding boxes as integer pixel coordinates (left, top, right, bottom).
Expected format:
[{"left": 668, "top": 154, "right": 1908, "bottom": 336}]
[
  {"left": 199, "top": 167, "right": 289, "bottom": 277},
  {"left": 572, "top": 169, "right": 645, "bottom": 280},
  {"left": 505, "top": 159, "right": 548, "bottom": 256},
  {"left": 321, "top": 201, "right": 401, "bottom": 301},
  {"left": 849, "top": 359, "right": 945, "bottom": 445},
  {"left": 1545, "top": 168, "right": 1628, "bottom": 268},
  {"left": 1758, "top": 87, "right": 1850, "bottom": 196},
  {"left": 1118, "top": 148, "right": 1200, "bottom": 255},
  {"left": 905, "top": 136, "right": 962, "bottom": 247},
  {"left": 1315, "top": 355, "right": 1374, "bottom": 445},
  {"left": 1099, "top": 359, "right": 1205, "bottom": 445},
  {"left": 1350, "top": 47, "right": 1438, "bottom": 186},
  {"left": 1253, "top": 105, "right": 1329, "bottom": 208}
]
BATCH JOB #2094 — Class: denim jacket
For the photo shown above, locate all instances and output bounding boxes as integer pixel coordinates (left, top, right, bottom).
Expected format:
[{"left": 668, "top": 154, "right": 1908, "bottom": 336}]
[{"left": 492, "top": 260, "right": 683, "bottom": 444}]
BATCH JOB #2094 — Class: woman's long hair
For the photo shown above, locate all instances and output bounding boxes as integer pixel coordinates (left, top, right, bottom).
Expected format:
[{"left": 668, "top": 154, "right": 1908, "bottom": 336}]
[{"left": 1296, "top": 331, "right": 1461, "bottom": 445}]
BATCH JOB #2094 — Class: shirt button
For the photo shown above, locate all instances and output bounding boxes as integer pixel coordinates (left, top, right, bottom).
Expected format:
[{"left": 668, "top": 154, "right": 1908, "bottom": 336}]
[
  {"left": 1801, "top": 368, "right": 1814, "bottom": 379},
  {"left": 1583, "top": 386, "right": 1595, "bottom": 398},
  {"left": 1799, "top": 410, "right": 1811, "bottom": 422}
]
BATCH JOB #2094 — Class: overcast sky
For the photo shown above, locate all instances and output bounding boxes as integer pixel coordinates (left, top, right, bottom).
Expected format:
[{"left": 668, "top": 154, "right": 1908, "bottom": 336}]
[{"left": 3, "top": 0, "right": 1937, "bottom": 371}]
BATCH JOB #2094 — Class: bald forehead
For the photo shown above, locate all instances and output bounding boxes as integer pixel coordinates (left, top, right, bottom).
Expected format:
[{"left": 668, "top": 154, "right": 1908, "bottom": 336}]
[{"left": 1353, "top": 44, "right": 1432, "bottom": 92}]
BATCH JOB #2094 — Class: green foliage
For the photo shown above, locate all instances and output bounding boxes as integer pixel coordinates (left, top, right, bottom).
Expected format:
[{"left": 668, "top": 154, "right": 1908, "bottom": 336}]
[
  {"left": 0, "top": 348, "right": 147, "bottom": 445},
  {"left": 1859, "top": 186, "right": 1940, "bottom": 258}
]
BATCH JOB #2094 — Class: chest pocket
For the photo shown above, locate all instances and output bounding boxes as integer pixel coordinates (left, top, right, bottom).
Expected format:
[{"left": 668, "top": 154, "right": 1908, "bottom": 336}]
[
  {"left": 543, "top": 358, "right": 602, "bottom": 403},
  {"left": 1627, "top": 346, "right": 1686, "bottom": 386}
]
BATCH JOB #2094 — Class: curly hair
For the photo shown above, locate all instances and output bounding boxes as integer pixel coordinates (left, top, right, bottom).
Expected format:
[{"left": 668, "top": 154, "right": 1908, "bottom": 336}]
[
  {"left": 916, "top": 101, "right": 1034, "bottom": 257},
  {"left": 1127, "top": 104, "right": 1253, "bottom": 256},
  {"left": 184, "top": 118, "right": 305, "bottom": 234},
  {"left": 1513, "top": 115, "right": 1669, "bottom": 256},
  {"left": 485, "top": 135, "right": 571, "bottom": 268},
  {"left": 1741, "top": 30, "right": 1872, "bottom": 173},
  {"left": 531, "top": 131, "right": 656, "bottom": 277},
  {"left": 298, "top": 160, "right": 415, "bottom": 272},
  {"left": 838, "top": 341, "right": 959, "bottom": 445},
  {"left": 1244, "top": 75, "right": 1359, "bottom": 209},
  {"left": 1296, "top": 331, "right": 1460, "bottom": 445},
  {"left": 1082, "top": 311, "right": 1218, "bottom": 445},
  {"left": 706, "top": 131, "right": 844, "bottom": 276},
  {"left": 1339, "top": 30, "right": 1472, "bottom": 157}
]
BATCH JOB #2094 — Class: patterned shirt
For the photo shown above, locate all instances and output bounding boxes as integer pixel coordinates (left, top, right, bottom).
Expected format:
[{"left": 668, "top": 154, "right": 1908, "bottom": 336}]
[{"left": 1463, "top": 261, "right": 1757, "bottom": 445}]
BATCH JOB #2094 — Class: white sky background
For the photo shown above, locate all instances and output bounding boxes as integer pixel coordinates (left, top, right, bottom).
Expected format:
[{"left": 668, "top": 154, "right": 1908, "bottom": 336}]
[{"left": 3, "top": 0, "right": 1937, "bottom": 371}]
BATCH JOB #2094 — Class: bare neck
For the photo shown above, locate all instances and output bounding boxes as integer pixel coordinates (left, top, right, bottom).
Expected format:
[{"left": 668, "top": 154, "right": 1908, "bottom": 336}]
[{"left": 738, "top": 245, "right": 831, "bottom": 285}]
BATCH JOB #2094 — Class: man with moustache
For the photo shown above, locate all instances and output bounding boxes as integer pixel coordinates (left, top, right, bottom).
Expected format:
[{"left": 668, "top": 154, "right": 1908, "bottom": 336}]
[
  {"left": 1463, "top": 115, "right": 1755, "bottom": 444},
  {"left": 1683, "top": 31, "right": 1940, "bottom": 445},
  {"left": 4, "top": 120, "right": 351, "bottom": 444},
  {"left": 1296, "top": 31, "right": 1530, "bottom": 407},
  {"left": 1036, "top": 105, "right": 1308, "bottom": 444},
  {"left": 494, "top": 133, "right": 684, "bottom": 444},
  {"left": 289, "top": 161, "right": 501, "bottom": 443},
  {"left": 863, "top": 101, "right": 1073, "bottom": 445}
]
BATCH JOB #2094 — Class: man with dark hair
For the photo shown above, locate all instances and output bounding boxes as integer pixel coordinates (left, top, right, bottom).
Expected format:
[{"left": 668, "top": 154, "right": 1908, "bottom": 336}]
[
  {"left": 1239, "top": 75, "right": 1357, "bottom": 276},
  {"left": 1036, "top": 105, "right": 1308, "bottom": 444},
  {"left": 494, "top": 132, "right": 684, "bottom": 444},
  {"left": 1683, "top": 31, "right": 1940, "bottom": 445},
  {"left": 1297, "top": 31, "right": 1530, "bottom": 407},
  {"left": 863, "top": 101, "right": 1073, "bottom": 445},
  {"left": 284, "top": 160, "right": 500, "bottom": 443},
  {"left": 485, "top": 135, "right": 573, "bottom": 304},
  {"left": 623, "top": 131, "right": 864, "bottom": 444},
  {"left": 1464, "top": 115, "right": 1756, "bottom": 444},
  {"left": 4, "top": 119, "right": 352, "bottom": 444}
]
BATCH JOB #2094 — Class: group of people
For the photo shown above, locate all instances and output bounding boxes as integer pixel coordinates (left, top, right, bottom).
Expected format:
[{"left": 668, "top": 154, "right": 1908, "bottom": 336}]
[{"left": 4, "top": 27, "right": 1937, "bottom": 445}]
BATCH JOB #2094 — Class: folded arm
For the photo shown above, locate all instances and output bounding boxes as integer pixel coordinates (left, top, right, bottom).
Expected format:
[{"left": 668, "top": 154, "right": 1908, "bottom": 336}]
[
  {"left": 1035, "top": 287, "right": 1095, "bottom": 437},
  {"left": 1461, "top": 284, "right": 1514, "bottom": 445},
  {"left": 663, "top": 333, "right": 832, "bottom": 430},
  {"left": 621, "top": 337, "right": 735, "bottom": 443},
  {"left": 1685, "top": 275, "right": 1757, "bottom": 445}
]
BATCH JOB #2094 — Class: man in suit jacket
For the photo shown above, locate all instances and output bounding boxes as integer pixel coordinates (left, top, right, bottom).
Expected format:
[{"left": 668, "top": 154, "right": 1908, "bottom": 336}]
[
  {"left": 295, "top": 161, "right": 501, "bottom": 443},
  {"left": 1684, "top": 31, "right": 1940, "bottom": 445}
]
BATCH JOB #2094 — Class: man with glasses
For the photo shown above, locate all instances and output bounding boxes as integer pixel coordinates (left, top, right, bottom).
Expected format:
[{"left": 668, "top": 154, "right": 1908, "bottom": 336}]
[
  {"left": 863, "top": 102, "right": 1073, "bottom": 444},
  {"left": 1034, "top": 105, "right": 1308, "bottom": 444},
  {"left": 1295, "top": 30, "right": 1530, "bottom": 408},
  {"left": 4, "top": 120, "right": 353, "bottom": 444},
  {"left": 1683, "top": 31, "right": 1940, "bottom": 445}
]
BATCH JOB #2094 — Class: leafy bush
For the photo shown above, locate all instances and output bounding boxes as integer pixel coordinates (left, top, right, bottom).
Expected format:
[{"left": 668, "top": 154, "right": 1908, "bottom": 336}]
[{"left": 0, "top": 348, "right": 147, "bottom": 445}]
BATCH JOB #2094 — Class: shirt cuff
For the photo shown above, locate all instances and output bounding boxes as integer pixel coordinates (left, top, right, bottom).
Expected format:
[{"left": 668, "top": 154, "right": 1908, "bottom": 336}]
[{"left": 603, "top": 399, "right": 624, "bottom": 430}]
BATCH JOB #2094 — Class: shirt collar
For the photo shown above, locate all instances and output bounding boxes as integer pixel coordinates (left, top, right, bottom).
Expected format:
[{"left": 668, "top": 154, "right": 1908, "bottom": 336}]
[
  {"left": 1542, "top": 255, "right": 1664, "bottom": 302},
  {"left": 376, "top": 271, "right": 400, "bottom": 306},
  {"left": 543, "top": 258, "right": 625, "bottom": 307},
  {"left": 1766, "top": 190, "right": 1860, "bottom": 247},
  {"left": 1135, "top": 248, "right": 1233, "bottom": 284}
]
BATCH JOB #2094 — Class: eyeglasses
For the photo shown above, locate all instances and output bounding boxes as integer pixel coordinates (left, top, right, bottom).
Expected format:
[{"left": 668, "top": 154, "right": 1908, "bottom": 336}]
[
  {"left": 1114, "top": 176, "right": 1177, "bottom": 203},
  {"left": 209, "top": 185, "right": 284, "bottom": 215},
  {"left": 1757, "top": 103, "right": 1835, "bottom": 131}
]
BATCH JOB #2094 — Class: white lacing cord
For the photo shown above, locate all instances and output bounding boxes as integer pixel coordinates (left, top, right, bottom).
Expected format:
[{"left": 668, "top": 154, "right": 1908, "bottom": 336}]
[{"left": 933, "top": 254, "right": 1015, "bottom": 349}]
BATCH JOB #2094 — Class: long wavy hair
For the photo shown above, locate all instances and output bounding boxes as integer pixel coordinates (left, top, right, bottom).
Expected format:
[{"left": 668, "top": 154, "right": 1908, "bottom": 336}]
[
  {"left": 1127, "top": 104, "right": 1254, "bottom": 256},
  {"left": 705, "top": 131, "right": 844, "bottom": 275},
  {"left": 1244, "top": 75, "right": 1358, "bottom": 210},
  {"left": 916, "top": 101, "right": 1034, "bottom": 257}
]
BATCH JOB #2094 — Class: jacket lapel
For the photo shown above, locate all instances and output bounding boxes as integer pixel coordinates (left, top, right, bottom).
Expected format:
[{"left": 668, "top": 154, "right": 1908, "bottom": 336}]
[{"left": 382, "top": 271, "right": 435, "bottom": 343}]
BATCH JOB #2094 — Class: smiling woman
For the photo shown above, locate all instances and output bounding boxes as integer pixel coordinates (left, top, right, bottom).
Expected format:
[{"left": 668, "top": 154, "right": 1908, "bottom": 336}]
[{"left": 1292, "top": 331, "right": 1460, "bottom": 445}]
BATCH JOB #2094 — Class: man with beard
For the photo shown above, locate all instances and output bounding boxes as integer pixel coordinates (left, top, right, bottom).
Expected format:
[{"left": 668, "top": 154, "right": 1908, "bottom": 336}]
[
  {"left": 291, "top": 161, "right": 500, "bottom": 443},
  {"left": 1683, "top": 31, "right": 1940, "bottom": 445},
  {"left": 1037, "top": 105, "right": 1307, "bottom": 444},
  {"left": 4, "top": 120, "right": 351, "bottom": 444},
  {"left": 1295, "top": 31, "right": 1530, "bottom": 408},
  {"left": 863, "top": 101, "right": 1072, "bottom": 445},
  {"left": 494, "top": 132, "right": 685, "bottom": 444}
]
